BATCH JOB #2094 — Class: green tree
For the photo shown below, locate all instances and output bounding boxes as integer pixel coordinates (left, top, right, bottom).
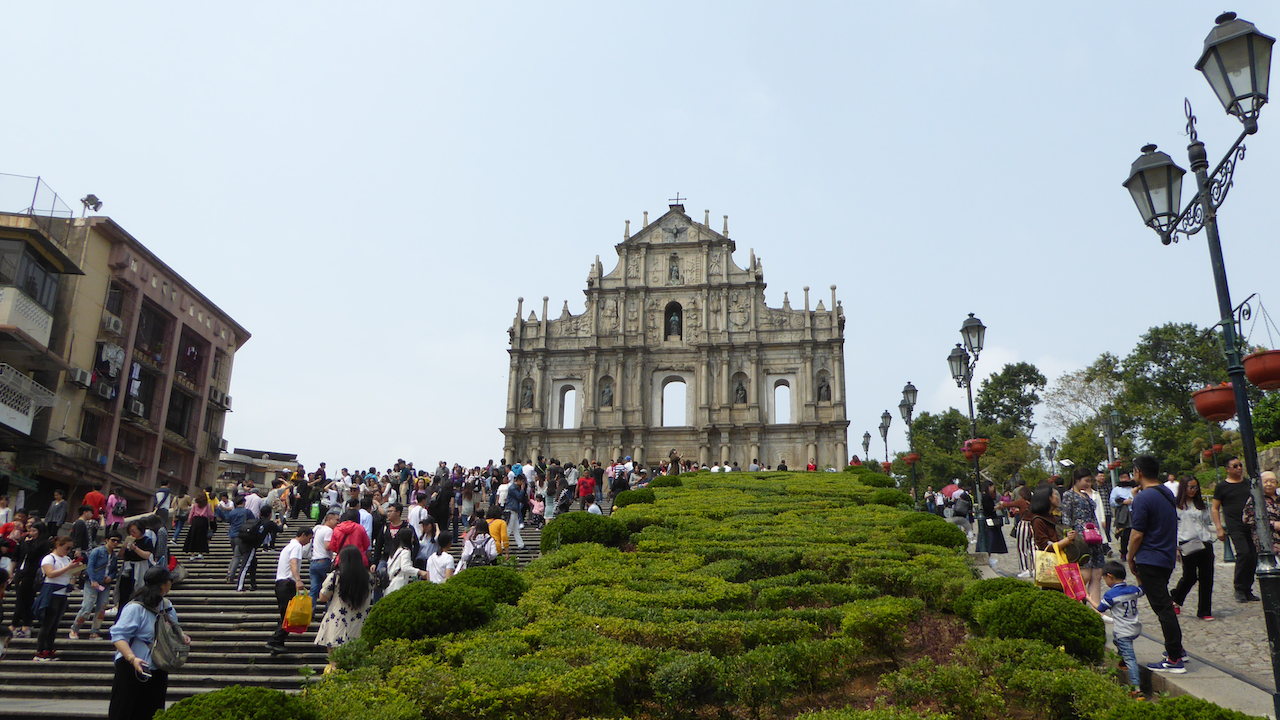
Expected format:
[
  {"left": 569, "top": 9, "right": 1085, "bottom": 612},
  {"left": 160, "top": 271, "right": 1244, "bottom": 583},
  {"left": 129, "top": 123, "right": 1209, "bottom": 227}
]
[
  {"left": 1042, "top": 355, "right": 1122, "bottom": 435},
  {"left": 1253, "top": 393, "right": 1280, "bottom": 445},
  {"left": 976, "top": 362, "right": 1047, "bottom": 438},
  {"left": 905, "top": 408, "right": 972, "bottom": 489}
]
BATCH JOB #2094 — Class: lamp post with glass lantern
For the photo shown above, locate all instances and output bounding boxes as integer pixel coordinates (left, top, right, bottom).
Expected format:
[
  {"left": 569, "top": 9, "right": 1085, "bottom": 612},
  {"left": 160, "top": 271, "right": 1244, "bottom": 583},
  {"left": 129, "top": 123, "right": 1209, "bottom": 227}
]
[
  {"left": 900, "top": 382, "right": 919, "bottom": 510},
  {"left": 878, "top": 410, "right": 892, "bottom": 465},
  {"left": 1122, "top": 12, "right": 1279, "bottom": 709},
  {"left": 862, "top": 432, "right": 871, "bottom": 466},
  {"left": 947, "top": 313, "right": 987, "bottom": 553},
  {"left": 1046, "top": 438, "right": 1059, "bottom": 478}
]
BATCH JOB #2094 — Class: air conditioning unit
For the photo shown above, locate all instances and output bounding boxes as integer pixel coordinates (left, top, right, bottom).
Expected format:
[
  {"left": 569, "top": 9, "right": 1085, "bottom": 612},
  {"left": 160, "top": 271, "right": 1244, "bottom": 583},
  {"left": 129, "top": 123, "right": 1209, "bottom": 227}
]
[
  {"left": 208, "top": 388, "right": 224, "bottom": 405},
  {"left": 68, "top": 368, "right": 92, "bottom": 388},
  {"left": 223, "top": 395, "right": 232, "bottom": 411},
  {"left": 129, "top": 400, "right": 146, "bottom": 417},
  {"left": 93, "top": 382, "right": 114, "bottom": 400},
  {"left": 219, "top": 438, "right": 228, "bottom": 451},
  {"left": 102, "top": 314, "right": 125, "bottom": 335}
]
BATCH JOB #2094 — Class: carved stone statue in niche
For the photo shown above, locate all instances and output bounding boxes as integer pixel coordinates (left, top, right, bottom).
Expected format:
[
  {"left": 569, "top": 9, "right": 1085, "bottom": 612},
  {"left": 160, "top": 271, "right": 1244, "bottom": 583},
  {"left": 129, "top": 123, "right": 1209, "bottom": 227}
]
[
  {"left": 521, "top": 383, "right": 534, "bottom": 409},
  {"left": 667, "top": 311, "right": 681, "bottom": 338},
  {"left": 600, "top": 381, "right": 613, "bottom": 407},
  {"left": 817, "top": 375, "right": 831, "bottom": 402},
  {"left": 734, "top": 381, "right": 748, "bottom": 404},
  {"left": 602, "top": 298, "right": 619, "bottom": 333},
  {"left": 668, "top": 254, "right": 683, "bottom": 285}
]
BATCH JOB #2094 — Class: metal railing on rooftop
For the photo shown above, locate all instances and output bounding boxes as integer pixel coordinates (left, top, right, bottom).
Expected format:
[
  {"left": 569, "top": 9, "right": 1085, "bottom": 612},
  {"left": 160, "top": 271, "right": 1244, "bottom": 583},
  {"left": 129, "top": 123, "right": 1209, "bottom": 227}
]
[{"left": 0, "top": 173, "right": 74, "bottom": 249}]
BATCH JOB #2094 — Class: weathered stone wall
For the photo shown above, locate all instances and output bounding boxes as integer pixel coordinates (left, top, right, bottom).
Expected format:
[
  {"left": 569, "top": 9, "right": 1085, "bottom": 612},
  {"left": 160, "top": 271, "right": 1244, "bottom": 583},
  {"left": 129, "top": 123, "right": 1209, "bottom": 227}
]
[{"left": 501, "top": 204, "right": 849, "bottom": 469}]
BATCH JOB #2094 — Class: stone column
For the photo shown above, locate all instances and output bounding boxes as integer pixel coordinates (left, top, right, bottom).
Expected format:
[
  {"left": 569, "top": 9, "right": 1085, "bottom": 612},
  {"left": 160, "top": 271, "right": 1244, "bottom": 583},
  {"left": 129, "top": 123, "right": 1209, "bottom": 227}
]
[
  {"left": 720, "top": 355, "right": 730, "bottom": 421},
  {"left": 802, "top": 348, "right": 814, "bottom": 422}
]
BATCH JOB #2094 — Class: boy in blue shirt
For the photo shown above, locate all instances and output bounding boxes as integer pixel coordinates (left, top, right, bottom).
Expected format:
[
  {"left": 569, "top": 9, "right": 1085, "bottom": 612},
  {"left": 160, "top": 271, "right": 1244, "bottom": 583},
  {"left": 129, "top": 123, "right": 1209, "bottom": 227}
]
[
  {"left": 1094, "top": 560, "right": 1145, "bottom": 696},
  {"left": 71, "top": 532, "right": 120, "bottom": 640}
]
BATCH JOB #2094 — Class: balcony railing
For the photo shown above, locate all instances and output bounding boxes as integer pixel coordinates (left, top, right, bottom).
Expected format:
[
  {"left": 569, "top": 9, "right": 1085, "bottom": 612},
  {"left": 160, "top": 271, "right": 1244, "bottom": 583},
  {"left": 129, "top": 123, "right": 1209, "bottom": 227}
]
[
  {"left": 0, "top": 286, "right": 53, "bottom": 347},
  {"left": 0, "top": 174, "right": 74, "bottom": 250},
  {"left": 0, "top": 363, "right": 56, "bottom": 435}
]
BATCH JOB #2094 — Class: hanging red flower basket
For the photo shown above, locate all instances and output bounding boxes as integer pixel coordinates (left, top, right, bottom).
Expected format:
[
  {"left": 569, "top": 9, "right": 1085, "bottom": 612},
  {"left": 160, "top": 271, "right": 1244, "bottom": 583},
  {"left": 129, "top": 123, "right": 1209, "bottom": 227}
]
[
  {"left": 1192, "top": 382, "right": 1236, "bottom": 422},
  {"left": 1244, "top": 350, "right": 1280, "bottom": 390},
  {"left": 963, "top": 447, "right": 974, "bottom": 461},
  {"left": 904, "top": 452, "right": 921, "bottom": 466},
  {"left": 965, "top": 438, "right": 989, "bottom": 459},
  {"left": 1202, "top": 449, "right": 1214, "bottom": 460},
  {"left": 1213, "top": 444, "right": 1224, "bottom": 453},
  {"left": 881, "top": 461, "right": 893, "bottom": 472}
]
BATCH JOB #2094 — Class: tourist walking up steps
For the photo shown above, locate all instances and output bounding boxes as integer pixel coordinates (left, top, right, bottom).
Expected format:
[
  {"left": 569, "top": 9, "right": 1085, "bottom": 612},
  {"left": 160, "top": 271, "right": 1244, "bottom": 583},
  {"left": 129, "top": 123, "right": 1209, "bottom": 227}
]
[
  {"left": 310, "top": 510, "right": 339, "bottom": 604},
  {"left": 71, "top": 532, "right": 120, "bottom": 640},
  {"left": 183, "top": 493, "right": 213, "bottom": 562},
  {"left": 109, "top": 566, "right": 189, "bottom": 720},
  {"left": 223, "top": 495, "right": 250, "bottom": 585},
  {"left": 316, "top": 545, "right": 373, "bottom": 674},
  {"left": 1129, "top": 454, "right": 1186, "bottom": 674},
  {"left": 267, "top": 527, "right": 313, "bottom": 655}
]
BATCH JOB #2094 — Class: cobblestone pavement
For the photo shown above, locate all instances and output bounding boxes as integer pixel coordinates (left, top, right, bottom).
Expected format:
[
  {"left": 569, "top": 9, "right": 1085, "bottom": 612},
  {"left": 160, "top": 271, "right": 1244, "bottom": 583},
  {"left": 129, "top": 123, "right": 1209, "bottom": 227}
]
[{"left": 984, "top": 535, "right": 1277, "bottom": 691}]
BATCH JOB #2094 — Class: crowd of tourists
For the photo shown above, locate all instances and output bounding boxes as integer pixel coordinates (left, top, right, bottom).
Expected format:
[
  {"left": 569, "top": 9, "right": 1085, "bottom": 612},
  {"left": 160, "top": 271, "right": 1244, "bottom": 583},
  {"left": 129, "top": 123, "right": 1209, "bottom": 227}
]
[{"left": 0, "top": 455, "right": 666, "bottom": 715}]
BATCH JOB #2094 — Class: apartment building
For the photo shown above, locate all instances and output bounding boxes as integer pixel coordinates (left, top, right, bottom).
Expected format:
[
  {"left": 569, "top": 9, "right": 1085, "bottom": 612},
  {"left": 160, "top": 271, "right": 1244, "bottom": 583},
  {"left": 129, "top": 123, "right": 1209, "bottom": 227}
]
[{"left": 0, "top": 174, "right": 250, "bottom": 510}]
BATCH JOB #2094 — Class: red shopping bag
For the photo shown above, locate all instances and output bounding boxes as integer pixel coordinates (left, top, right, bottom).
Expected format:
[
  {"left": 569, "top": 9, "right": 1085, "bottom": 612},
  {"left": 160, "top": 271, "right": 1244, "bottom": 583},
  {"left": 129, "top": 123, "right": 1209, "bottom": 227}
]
[{"left": 1056, "top": 560, "right": 1087, "bottom": 601}]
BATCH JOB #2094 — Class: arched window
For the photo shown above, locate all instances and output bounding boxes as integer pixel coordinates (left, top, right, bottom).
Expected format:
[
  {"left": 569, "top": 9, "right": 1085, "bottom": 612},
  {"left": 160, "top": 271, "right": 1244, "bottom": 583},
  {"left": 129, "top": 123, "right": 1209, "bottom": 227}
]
[
  {"left": 559, "top": 387, "right": 578, "bottom": 429},
  {"left": 773, "top": 381, "right": 791, "bottom": 424},
  {"left": 662, "top": 378, "right": 687, "bottom": 427},
  {"left": 664, "top": 302, "right": 683, "bottom": 340}
]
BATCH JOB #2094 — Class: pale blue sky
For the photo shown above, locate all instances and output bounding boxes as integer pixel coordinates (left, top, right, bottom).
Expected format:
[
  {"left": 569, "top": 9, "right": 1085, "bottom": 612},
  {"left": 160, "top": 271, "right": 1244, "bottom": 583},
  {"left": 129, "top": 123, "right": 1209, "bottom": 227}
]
[{"left": 5, "top": 3, "right": 1278, "bottom": 468}]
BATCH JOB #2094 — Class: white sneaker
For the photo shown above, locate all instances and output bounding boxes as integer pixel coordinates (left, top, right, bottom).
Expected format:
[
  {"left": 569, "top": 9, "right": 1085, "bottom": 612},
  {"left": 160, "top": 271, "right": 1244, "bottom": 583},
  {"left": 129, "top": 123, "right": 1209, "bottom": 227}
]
[
  {"left": 104, "top": 607, "right": 117, "bottom": 618},
  {"left": 1016, "top": 570, "right": 1031, "bottom": 578}
]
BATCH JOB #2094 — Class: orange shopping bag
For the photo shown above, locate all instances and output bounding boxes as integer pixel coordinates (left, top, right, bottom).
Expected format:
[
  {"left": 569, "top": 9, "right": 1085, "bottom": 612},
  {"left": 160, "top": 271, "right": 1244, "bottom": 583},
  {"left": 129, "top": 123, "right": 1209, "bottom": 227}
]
[{"left": 283, "top": 592, "right": 312, "bottom": 634}]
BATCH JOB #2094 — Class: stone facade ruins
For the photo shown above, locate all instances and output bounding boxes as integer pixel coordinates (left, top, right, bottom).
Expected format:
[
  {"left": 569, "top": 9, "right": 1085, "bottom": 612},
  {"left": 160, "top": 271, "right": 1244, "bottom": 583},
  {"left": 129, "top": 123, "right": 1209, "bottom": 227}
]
[{"left": 501, "top": 203, "right": 848, "bottom": 469}]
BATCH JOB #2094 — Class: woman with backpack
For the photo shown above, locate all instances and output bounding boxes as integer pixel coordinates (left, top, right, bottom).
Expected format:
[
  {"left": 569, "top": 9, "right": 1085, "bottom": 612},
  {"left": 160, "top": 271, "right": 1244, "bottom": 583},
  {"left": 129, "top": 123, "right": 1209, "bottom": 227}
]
[
  {"left": 104, "top": 490, "right": 128, "bottom": 536},
  {"left": 315, "top": 545, "right": 374, "bottom": 674},
  {"left": 183, "top": 493, "right": 213, "bottom": 562},
  {"left": 108, "top": 566, "right": 189, "bottom": 720},
  {"left": 456, "top": 518, "right": 498, "bottom": 572}
]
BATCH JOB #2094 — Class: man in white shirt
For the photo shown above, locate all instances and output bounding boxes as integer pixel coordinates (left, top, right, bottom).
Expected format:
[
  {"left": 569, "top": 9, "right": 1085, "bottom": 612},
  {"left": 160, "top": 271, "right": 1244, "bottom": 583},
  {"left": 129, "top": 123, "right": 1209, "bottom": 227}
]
[
  {"left": 710, "top": 463, "right": 722, "bottom": 473},
  {"left": 309, "top": 510, "right": 339, "bottom": 603},
  {"left": 407, "top": 492, "right": 430, "bottom": 539},
  {"left": 267, "top": 526, "right": 312, "bottom": 654}
]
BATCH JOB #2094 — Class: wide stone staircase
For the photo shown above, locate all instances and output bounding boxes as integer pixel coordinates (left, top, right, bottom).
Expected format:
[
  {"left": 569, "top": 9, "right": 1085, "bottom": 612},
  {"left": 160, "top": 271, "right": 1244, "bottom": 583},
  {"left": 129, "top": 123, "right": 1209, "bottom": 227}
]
[{"left": 0, "top": 504, "right": 556, "bottom": 719}]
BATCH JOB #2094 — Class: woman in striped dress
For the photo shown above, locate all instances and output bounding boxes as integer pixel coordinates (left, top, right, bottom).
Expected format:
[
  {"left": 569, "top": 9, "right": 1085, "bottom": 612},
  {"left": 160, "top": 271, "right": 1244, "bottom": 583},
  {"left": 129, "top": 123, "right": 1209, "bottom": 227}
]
[{"left": 1001, "top": 481, "right": 1034, "bottom": 578}]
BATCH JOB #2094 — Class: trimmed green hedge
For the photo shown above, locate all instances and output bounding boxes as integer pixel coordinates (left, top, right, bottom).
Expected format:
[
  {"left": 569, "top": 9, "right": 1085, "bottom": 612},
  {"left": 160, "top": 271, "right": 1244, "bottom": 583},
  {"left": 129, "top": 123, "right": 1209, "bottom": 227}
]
[
  {"left": 975, "top": 589, "right": 1106, "bottom": 663},
  {"left": 362, "top": 581, "right": 495, "bottom": 647},
  {"left": 445, "top": 565, "right": 528, "bottom": 605},
  {"left": 540, "top": 511, "right": 630, "bottom": 552},
  {"left": 871, "top": 488, "right": 913, "bottom": 507},
  {"left": 1105, "top": 695, "right": 1268, "bottom": 720},
  {"left": 648, "top": 475, "right": 683, "bottom": 488},
  {"left": 952, "top": 577, "right": 1039, "bottom": 621},
  {"left": 842, "top": 597, "right": 925, "bottom": 664},
  {"left": 156, "top": 686, "right": 316, "bottom": 720},
  {"left": 903, "top": 516, "right": 968, "bottom": 550},
  {"left": 614, "top": 488, "right": 656, "bottom": 507}
]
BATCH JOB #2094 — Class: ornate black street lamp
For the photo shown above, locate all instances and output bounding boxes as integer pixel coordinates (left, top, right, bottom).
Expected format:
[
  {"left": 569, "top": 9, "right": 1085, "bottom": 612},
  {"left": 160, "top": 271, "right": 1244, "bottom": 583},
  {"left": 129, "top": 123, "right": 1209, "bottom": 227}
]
[
  {"left": 900, "top": 381, "right": 918, "bottom": 510},
  {"left": 1046, "top": 437, "right": 1059, "bottom": 477},
  {"left": 1123, "top": 12, "right": 1278, "bottom": 710},
  {"left": 862, "top": 432, "right": 871, "bottom": 465},
  {"left": 948, "top": 313, "right": 987, "bottom": 552},
  {"left": 878, "top": 410, "right": 892, "bottom": 465}
]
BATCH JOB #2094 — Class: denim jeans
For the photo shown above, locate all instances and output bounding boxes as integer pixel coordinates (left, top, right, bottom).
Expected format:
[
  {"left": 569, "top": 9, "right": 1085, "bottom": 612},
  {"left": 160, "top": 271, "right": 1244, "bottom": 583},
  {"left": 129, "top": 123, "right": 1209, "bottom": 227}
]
[
  {"left": 226, "top": 536, "right": 248, "bottom": 582},
  {"left": 74, "top": 584, "right": 112, "bottom": 633},
  {"left": 1113, "top": 634, "right": 1140, "bottom": 687},
  {"left": 309, "top": 558, "right": 332, "bottom": 603}
]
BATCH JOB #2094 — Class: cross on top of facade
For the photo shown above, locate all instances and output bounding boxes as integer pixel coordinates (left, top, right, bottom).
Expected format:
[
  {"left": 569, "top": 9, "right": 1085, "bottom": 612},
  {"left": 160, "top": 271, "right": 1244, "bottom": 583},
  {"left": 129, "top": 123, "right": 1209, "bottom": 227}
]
[{"left": 669, "top": 192, "right": 686, "bottom": 205}]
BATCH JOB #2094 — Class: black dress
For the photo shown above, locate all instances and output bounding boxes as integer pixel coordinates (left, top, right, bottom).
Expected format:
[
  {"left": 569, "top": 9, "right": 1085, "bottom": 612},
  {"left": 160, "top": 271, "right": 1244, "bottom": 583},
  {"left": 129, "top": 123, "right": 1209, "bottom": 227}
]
[{"left": 982, "top": 493, "right": 1009, "bottom": 554}]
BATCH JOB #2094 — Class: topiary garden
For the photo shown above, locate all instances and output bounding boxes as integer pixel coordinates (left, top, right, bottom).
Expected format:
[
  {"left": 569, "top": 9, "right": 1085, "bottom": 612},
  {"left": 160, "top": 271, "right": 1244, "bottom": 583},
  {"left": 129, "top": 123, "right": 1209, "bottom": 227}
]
[{"left": 160, "top": 470, "right": 1259, "bottom": 720}]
